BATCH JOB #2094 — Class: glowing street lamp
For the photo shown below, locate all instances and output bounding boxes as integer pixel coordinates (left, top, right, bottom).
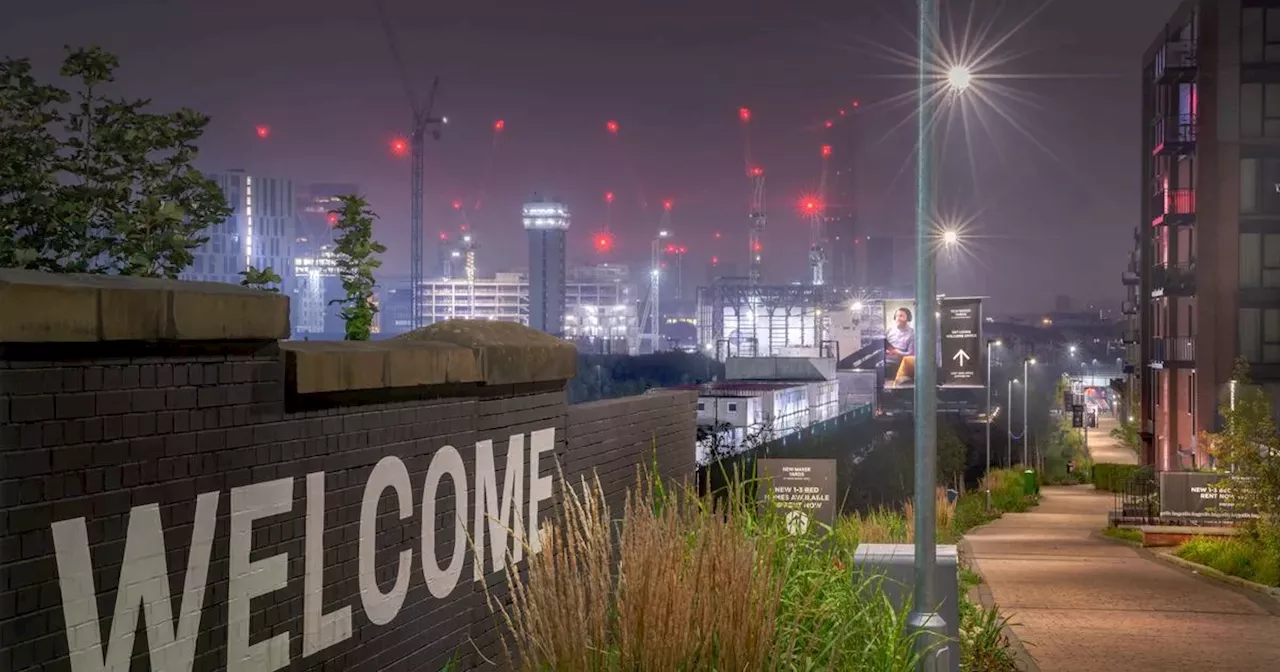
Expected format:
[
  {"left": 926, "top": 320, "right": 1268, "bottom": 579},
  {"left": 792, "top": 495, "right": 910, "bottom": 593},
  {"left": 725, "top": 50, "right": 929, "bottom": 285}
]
[
  {"left": 985, "top": 338, "right": 1002, "bottom": 511},
  {"left": 1023, "top": 357, "right": 1037, "bottom": 466},
  {"left": 946, "top": 65, "right": 973, "bottom": 93},
  {"left": 942, "top": 229, "right": 960, "bottom": 246}
]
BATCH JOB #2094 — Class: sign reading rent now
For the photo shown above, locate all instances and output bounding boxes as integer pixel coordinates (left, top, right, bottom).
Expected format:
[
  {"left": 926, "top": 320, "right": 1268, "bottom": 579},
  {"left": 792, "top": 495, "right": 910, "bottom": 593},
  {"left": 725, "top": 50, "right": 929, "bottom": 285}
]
[
  {"left": 49, "top": 428, "right": 557, "bottom": 672},
  {"left": 757, "top": 458, "right": 837, "bottom": 536}
]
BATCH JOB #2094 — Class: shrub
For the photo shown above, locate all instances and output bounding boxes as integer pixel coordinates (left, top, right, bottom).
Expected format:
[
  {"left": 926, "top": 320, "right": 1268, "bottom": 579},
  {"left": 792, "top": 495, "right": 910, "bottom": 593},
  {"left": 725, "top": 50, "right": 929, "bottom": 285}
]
[
  {"left": 1092, "top": 463, "right": 1142, "bottom": 493},
  {"left": 1176, "top": 533, "right": 1280, "bottom": 588},
  {"left": 1101, "top": 526, "right": 1143, "bottom": 544},
  {"left": 495, "top": 468, "right": 922, "bottom": 670}
]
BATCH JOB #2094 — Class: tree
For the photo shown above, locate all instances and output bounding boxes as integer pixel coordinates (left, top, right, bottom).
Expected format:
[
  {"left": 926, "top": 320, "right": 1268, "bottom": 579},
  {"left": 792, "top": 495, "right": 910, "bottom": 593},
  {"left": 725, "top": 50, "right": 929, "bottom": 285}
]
[
  {"left": 0, "top": 46, "right": 230, "bottom": 276},
  {"left": 329, "top": 195, "right": 385, "bottom": 341},
  {"left": 1210, "top": 359, "right": 1280, "bottom": 528},
  {"left": 239, "top": 265, "right": 282, "bottom": 292}
]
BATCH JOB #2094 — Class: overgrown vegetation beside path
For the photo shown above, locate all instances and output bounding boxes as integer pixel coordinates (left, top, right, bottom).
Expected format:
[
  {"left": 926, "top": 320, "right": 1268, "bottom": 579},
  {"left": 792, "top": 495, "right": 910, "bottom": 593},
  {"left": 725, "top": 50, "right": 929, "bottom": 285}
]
[{"left": 489, "top": 465, "right": 1036, "bottom": 670}]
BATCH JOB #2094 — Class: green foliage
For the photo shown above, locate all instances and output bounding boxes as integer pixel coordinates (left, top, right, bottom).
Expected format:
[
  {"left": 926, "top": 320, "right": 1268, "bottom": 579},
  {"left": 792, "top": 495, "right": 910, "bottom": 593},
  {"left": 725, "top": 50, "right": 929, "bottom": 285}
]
[
  {"left": 1092, "top": 463, "right": 1143, "bottom": 493},
  {"left": 0, "top": 46, "right": 229, "bottom": 276},
  {"left": 938, "top": 423, "right": 968, "bottom": 491},
  {"left": 1110, "top": 415, "right": 1141, "bottom": 456},
  {"left": 1209, "top": 359, "right": 1280, "bottom": 528},
  {"left": 958, "top": 599, "right": 1020, "bottom": 672},
  {"left": 1041, "top": 415, "right": 1088, "bottom": 485},
  {"left": 238, "top": 265, "right": 281, "bottom": 292},
  {"left": 1101, "top": 526, "right": 1143, "bottom": 544},
  {"left": 1176, "top": 532, "right": 1280, "bottom": 588},
  {"left": 329, "top": 195, "right": 385, "bottom": 341}
]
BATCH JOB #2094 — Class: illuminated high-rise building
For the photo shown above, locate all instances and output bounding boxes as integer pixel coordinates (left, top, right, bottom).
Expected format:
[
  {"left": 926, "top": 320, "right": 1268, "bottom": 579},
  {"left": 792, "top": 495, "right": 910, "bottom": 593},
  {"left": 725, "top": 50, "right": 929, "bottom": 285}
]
[
  {"left": 523, "top": 197, "right": 570, "bottom": 336},
  {"left": 181, "top": 170, "right": 295, "bottom": 291}
]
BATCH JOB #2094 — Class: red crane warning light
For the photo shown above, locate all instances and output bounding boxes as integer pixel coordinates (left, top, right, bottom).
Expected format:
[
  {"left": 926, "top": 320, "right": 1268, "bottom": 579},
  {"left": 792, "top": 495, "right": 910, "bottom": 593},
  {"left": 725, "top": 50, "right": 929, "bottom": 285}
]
[
  {"left": 606, "top": 120, "right": 620, "bottom": 134},
  {"left": 738, "top": 107, "right": 752, "bottom": 123},
  {"left": 451, "top": 200, "right": 463, "bottom": 211},
  {"left": 594, "top": 232, "right": 614, "bottom": 253},
  {"left": 749, "top": 166, "right": 764, "bottom": 177},
  {"left": 390, "top": 138, "right": 409, "bottom": 156},
  {"left": 255, "top": 125, "right": 270, "bottom": 139},
  {"left": 839, "top": 109, "right": 846, "bottom": 116},
  {"left": 711, "top": 256, "right": 719, "bottom": 265},
  {"left": 714, "top": 231, "right": 722, "bottom": 239},
  {"left": 821, "top": 144, "right": 832, "bottom": 158},
  {"left": 852, "top": 100, "right": 861, "bottom": 108},
  {"left": 439, "top": 232, "right": 449, "bottom": 241},
  {"left": 753, "top": 241, "right": 763, "bottom": 253},
  {"left": 326, "top": 213, "right": 338, "bottom": 225},
  {"left": 663, "top": 199, "right": 673, "bottom": 212},
  {"left": 824, "top": 120, "right": 834, "bottom": 129},
  {"left": 665, "top": 243, "right": 677, "bottom": 254},
  {"left": 494, "top": 119, "right": 505, "bottom": 131},
  {"left": 604, "top": 191, "right": 615, "bottom": 204},
  {"left": 800, "top": 197, "right": 821, "bottom": 214}
]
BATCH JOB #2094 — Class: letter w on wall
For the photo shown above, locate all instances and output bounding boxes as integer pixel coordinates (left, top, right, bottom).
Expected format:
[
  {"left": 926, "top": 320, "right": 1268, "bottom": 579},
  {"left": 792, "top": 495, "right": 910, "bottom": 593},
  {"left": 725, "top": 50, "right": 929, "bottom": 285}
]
[{"left": 51, "top": 492, "right": 219, "bottom": 672}]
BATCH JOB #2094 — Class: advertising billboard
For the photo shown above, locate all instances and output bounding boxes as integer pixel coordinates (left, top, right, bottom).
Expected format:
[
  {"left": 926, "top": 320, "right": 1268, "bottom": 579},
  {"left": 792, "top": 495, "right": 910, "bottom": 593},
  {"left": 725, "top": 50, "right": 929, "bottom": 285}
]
[
  {"left": 827, "top": 307, "right": 863, "bottom": 368},
  {"left": 883, "top": 299, "right": 917, "bottom": 389},
  {"left": 939, "top": 297, "right": 984, "bottom": 388}
]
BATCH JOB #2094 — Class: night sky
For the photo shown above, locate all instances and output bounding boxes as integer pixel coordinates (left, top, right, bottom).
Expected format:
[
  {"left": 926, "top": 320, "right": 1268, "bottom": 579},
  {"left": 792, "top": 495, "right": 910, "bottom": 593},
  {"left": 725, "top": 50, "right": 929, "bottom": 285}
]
[{"left": 4, "top": 0, "right": 1180, "bottom": 312}]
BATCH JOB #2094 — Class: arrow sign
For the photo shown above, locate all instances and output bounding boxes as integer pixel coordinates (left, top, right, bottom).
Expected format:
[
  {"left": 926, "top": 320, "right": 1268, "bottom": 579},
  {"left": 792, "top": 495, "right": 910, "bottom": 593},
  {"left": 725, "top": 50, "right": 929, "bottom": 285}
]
[{"left": 952, "top": 349, "right": 970, "bottom": 366}]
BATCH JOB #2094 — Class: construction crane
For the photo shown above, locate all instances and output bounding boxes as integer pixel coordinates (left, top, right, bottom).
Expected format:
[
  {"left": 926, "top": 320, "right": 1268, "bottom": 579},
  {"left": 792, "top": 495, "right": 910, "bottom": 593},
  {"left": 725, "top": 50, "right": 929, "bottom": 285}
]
[
  {"left": 377, "top": 1, "right": 445, "bottom": 330},
  {"left": 809, "top": 144, "right": 833, "bottom": 286},
  {"left": 739, "top": 108, "right": 766, "bottom": 284},
  {"left": 640, "top": 201, "right": 673, "bottom": 354}
]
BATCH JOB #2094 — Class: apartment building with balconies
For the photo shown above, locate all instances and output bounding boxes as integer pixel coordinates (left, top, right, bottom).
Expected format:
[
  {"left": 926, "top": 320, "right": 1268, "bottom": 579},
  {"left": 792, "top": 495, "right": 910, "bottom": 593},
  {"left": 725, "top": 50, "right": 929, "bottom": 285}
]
[{"left": 1139, "top": 0, "right": 1280, "bottom": 470}]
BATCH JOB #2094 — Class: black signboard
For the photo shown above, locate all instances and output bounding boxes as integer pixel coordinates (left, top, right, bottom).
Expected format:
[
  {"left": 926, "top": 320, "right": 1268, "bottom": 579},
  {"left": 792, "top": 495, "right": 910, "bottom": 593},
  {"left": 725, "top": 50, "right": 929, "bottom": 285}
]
[
  {"left": 1071, "top": 404, "right": 1084, "bottom": 428},
  {"left": 940, "top": 297, "right": 983, "bottom": 388},
  {"left": 1063, "top": 391, "right": 1073, "bottom": 412},
  {"left": 757, "top": 458, "right": 838, "bottom": 535},
  {"left": 1087, "top": 412, "right": 1098, "bottom": 428},
  {"left": 1159, "top": 472, "right": 1258, "bottom": 520}
]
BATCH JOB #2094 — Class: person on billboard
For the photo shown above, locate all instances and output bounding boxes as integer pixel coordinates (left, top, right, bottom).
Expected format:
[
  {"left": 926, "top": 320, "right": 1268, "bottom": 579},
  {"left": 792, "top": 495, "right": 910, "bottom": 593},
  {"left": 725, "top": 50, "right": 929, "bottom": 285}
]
[{"left": 885, "top": 307, "right": 915, "bottom": 387}]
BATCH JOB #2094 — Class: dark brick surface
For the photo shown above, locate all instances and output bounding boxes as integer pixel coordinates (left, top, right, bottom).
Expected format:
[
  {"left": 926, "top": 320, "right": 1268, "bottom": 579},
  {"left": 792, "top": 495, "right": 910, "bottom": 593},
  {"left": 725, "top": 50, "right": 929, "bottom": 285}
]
[{"left": 0, "top": 342, "right": 695, "bottom": 672}]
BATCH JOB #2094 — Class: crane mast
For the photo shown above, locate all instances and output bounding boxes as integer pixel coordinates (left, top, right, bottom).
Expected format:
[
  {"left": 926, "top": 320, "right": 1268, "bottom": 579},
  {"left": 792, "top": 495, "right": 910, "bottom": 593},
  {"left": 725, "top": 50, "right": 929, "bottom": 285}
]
[
  {"left": 739, "top": 108, "right": 766, "bottom": 284},
  {"left": 810, "top": 144, "right": 832, "bottom": 286},
  {"left": 377, "top": 1, "right": 444, "bottom": 331},
  {"left": 639, "top": 204, "right": 672, "bottom": 354}
]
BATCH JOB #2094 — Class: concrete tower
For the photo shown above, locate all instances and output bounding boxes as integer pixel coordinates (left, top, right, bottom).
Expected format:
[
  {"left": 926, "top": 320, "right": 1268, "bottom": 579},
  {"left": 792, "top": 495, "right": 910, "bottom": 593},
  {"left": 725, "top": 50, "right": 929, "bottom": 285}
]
[{"left": 523, "top": 197, "right": 570, "bottom": 335}]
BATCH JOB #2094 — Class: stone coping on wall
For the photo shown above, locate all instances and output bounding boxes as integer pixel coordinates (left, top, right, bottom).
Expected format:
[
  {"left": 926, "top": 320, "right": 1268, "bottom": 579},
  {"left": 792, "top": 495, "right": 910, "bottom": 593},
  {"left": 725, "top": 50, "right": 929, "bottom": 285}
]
[
  {"left": 0, "top": 268, "right": 290, "bottom": 342},
  {"left": 282, "top": 321, "right": 578, "bottom": 394},
  {"left": 396, "top": 320, "right": 578, "bottom": 387}
]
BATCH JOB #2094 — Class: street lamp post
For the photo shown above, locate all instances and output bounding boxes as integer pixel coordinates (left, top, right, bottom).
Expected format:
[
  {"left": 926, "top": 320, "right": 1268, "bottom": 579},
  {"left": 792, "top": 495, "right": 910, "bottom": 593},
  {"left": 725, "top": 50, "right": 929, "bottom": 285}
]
[
  {"left": 908, "top": 0, "right": 946, "bottom": 665},
  {"left": 1022, "top": 357, "right": 1036, "bottom": 466},
  {"left": 985, "top": 339, "right": 1001, "bottom": 511},
  {"left": 1007, "top": 378, "right": 1016, "bottom": 467}
]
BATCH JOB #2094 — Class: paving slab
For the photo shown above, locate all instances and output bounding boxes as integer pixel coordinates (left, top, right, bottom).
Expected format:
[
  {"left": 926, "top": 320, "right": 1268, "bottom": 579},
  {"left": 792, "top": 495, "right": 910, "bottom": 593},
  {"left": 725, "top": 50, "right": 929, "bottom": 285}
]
[{"left": 967, "top": 485, "right": 1280, "bottom": 672}]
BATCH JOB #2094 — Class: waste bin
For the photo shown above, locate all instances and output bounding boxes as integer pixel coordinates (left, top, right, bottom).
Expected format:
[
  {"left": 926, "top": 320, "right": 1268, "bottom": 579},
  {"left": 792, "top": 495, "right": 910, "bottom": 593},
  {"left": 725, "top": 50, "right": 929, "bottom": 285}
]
[{"left": 1023, "top": 469, "right": 1038, "bottom": 496}]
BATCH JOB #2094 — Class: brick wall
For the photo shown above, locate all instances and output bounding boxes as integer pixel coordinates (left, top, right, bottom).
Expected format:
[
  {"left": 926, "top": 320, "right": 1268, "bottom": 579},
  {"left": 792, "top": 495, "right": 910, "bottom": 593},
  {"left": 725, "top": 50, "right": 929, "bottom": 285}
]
[{"left": 0, "top": 269, "right": 697, "bottom": 672}]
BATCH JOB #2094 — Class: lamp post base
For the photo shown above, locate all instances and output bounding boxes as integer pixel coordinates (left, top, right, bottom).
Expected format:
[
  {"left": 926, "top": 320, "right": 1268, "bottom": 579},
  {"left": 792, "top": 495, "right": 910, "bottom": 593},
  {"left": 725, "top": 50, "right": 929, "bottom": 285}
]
[{"left": 908, "top": 610, "right": 951, "bottom": 671}]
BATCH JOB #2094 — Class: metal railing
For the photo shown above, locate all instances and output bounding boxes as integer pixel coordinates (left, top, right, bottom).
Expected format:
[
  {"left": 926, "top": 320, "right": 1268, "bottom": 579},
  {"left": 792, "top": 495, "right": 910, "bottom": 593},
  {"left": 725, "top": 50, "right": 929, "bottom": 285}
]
[
  {"left": 1150, "top": 336, "right": 1195, "bottom": 363},
  {"left": 1151, "top": 188, "right": 1196, "bottom": 220},
  {"left": 1114, "top": 465, "right": 1159, "bottom": 525},
  {"left": 1152, "top": 114, "right": 1196, "bottom": 152},
  {"left": 1151, "top": 262, "right": 1196, "bottom": 294},
  {"left": 1154, "top": 41, "right": 1197, "bottom": 80}
]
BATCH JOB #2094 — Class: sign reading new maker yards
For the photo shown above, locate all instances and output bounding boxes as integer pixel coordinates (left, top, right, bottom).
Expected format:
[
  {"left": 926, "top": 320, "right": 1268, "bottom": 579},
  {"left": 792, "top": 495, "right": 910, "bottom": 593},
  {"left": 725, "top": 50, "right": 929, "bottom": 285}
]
[
  {"left": 756, "top": 458, "right": 837, "bottom": 535},
  {"left": 49, "top": 428, "right": 557, "bottom": 672}
]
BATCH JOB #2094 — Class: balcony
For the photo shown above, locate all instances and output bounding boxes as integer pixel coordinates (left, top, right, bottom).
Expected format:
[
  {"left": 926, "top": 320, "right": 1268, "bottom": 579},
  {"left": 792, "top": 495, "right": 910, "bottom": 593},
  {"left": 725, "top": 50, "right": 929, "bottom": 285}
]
[
  {"left": 1121, "top": 301, "right": 1139, "bottom": 315},
  {"left": 1150, "top": 336, "right": 1195, "bottom": 367},
  {"left": 1154, "top": 41, "right": 1197, "bottom": 82},
  {"left": 1151, "top": 261, "right": 1196, "bottom": 297},
  {"left": 1122, "top": 270, "right": 1140, "bottom": 286},
  {"left": 1150, "top": 188, "right": 1195, "bottom": 226},
  {"left": 1152, "top": 114, "right": 1196, "bottom": 156}
]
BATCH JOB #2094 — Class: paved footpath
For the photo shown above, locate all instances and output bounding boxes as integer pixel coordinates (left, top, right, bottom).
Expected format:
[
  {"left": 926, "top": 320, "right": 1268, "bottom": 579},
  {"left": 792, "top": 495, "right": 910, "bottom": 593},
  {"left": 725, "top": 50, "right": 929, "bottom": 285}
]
[
  {"left": 966, "top": 486, "right": 1280, "bottom": 671},
  {"left": 1084, "top": 414, "right": 1137, "bottom": 466}
]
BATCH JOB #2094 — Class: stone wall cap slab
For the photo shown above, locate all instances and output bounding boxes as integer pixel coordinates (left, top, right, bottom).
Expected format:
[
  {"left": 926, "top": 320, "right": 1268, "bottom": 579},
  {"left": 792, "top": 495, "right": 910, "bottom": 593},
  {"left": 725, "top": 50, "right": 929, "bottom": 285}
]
[
  {"left": 0, "top": 268, "right": 290, "bottom": 343},
  {"left": 396, "top": 320, "right": 576, "bottom": 385},
  {"left": 281, "top": 340, "right": 482, "bottom": 394}
]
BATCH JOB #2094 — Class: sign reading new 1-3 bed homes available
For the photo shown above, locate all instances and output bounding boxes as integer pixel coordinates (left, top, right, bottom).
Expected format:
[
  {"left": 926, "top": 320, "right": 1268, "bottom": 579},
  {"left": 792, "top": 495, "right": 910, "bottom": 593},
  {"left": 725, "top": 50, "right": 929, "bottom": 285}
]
[
  {"left": 48, "top": 428, "right": 558, "bottom": 672},
  {"left": 756, "top": 458, "right": 837, "bottom": 536}
]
